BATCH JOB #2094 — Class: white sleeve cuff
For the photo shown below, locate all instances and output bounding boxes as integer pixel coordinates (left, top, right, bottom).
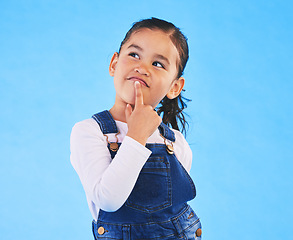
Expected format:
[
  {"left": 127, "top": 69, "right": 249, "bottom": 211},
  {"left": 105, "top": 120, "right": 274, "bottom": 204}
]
[{"left": 113, "top": 135, "right": 152, "bottom": 169}]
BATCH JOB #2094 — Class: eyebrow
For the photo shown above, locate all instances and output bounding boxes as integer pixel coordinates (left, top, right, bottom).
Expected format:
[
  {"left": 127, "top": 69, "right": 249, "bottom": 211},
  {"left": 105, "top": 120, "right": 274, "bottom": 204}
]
[
  {"left": 155, "top": 54, "right": 170, "bottom": 65},
  {"left": 127, "top": 44, "right": 170, "bottom": 65},
  {"left": 127, "top": 44, "right": 143, "bottom": 51}
]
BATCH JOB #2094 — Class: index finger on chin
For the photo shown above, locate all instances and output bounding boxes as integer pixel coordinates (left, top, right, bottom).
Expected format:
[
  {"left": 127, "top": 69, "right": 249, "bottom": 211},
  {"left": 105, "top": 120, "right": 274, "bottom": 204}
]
[{"left": 135, "top": 81, "right": 144, "bottom": 106}]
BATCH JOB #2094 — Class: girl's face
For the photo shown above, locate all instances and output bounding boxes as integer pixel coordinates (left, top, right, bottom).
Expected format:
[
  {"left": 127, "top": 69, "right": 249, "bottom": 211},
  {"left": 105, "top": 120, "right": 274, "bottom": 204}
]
[{"left": 109, "top": 28, "right": 184, "bottom": 109}]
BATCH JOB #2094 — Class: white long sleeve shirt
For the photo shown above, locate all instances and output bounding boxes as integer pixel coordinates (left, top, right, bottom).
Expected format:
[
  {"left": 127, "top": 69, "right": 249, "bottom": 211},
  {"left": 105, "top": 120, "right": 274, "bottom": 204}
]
[{"left": 70, "top": 118, "right": 193, "bottom": 220}]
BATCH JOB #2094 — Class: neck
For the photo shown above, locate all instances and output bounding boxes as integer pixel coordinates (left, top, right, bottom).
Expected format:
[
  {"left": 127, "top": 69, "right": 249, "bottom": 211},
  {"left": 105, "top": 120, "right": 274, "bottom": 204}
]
[{"left": 109, "top": 96, "right": 128, "bottom": 123}]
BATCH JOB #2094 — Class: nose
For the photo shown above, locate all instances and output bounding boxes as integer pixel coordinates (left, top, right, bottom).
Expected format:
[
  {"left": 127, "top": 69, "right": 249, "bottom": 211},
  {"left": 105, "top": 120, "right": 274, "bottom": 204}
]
[{"left": 134, "top": 64, "right": 149, "bottom": 77}]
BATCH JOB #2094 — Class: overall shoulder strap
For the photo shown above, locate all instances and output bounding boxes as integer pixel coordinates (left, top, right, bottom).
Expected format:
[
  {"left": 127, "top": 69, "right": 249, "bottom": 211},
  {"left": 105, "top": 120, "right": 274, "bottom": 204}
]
[
  {"left": 92, "top": 110, "right": 118, "bottom": 134},
  {"left": 158, "top": 122, "right": 176, "bottom": 142},
  {"left": 92, "top": 110, "right": 175, "bottom": 141}
]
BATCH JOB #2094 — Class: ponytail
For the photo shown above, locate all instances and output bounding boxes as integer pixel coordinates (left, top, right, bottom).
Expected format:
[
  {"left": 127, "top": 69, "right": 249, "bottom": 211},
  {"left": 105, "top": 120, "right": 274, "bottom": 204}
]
[{"left": 156, "top": 91, "right": 190, "bottom": 136}]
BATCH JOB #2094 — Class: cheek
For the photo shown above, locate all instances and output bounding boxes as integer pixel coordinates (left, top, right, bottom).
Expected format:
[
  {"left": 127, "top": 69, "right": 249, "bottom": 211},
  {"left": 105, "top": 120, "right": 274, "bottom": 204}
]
[
  {"left": 156, "top": 77, "right": 174, "bottom": 93},
  {"left": 119, "top": 58, "right": 133, "bottom": 68},
  {"left": 114, "top": 58, "right": 130, "bottom": 74}
]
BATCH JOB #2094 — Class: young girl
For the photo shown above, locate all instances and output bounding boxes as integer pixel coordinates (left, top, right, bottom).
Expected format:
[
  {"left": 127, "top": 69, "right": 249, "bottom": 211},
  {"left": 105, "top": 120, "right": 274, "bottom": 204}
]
[{"left": 70, "top": 17, "right": 202, "bottom": 239}]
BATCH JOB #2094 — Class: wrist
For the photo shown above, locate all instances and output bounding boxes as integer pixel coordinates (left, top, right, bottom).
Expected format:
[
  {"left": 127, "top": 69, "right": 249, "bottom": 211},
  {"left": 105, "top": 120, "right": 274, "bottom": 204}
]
[{"left": 126, "top": 132, "right": 147, "bottom": 146}]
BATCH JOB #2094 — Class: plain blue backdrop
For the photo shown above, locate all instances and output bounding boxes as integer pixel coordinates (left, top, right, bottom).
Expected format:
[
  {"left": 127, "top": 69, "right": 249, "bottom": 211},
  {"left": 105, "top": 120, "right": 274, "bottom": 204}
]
[{"left": 1, "top": 0, "right": 292, "bottom": 239}]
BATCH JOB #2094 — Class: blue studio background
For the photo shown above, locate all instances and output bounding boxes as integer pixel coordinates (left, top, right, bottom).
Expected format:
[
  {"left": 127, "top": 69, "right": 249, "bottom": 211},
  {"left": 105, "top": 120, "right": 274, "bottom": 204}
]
[{"left": 1, "top": 1, "right": 292, "bottom": 239}]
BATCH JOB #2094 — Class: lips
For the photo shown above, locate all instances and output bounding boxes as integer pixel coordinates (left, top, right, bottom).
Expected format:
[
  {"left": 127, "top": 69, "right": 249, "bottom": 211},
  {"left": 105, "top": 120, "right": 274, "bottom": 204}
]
[{"left": 127, "top": 77, "right": 149, "bottom": 87}]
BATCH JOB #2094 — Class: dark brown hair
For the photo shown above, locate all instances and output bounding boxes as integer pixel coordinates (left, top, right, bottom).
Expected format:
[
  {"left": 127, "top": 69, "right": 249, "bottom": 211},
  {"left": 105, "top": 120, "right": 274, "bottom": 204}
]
[{"left": 119, "top": 17, "right": 190, "bottom": 135}]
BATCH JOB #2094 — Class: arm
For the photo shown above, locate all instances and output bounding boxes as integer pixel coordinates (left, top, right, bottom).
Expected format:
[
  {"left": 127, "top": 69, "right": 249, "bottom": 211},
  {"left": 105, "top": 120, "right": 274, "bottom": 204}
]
[{"left": 70, "top": 119, "right": 151, "bottom": 212}]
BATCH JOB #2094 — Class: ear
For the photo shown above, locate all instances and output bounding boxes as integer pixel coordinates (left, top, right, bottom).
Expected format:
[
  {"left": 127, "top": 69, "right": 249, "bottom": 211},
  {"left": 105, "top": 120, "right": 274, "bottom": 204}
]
[
  {"left": 166, "top": 77, "right": 185, "bottom": 99},
  {"left": 109, "top": 52, "right": 119, "bottom": 76}
]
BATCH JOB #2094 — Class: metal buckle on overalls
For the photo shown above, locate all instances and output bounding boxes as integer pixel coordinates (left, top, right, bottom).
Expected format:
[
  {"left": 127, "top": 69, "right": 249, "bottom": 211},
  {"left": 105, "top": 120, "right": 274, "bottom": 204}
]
[
  {"left": 104, "top": 132, "right": 120, "bottom": 152},
  {"left": 160, "top": 134, "right": 174, "bottom": 154}
]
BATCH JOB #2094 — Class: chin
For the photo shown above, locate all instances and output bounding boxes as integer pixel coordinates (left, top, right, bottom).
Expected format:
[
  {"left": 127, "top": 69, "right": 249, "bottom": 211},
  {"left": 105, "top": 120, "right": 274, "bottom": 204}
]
[{"left": 123, "top": 96, "right": 135, "bottom": 106}]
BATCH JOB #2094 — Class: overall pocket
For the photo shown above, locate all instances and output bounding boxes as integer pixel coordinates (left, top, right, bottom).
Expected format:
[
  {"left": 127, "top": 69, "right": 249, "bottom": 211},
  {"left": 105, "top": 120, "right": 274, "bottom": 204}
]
[
  {"left": 125, "top": 156, "right": 172, "bottom": 213},
  {"left": 182, "top": 212, "right": 202, "bottom": 240},
  {"left": 183, "top": 219, "right": 202, "bottom": 240}
]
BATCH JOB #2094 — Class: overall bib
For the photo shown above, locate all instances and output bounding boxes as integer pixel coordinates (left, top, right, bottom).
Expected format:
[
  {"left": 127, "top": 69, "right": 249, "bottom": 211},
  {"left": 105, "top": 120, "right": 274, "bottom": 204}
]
[{"left": 92, "top": 111, "right": 202, "bottom": 240}]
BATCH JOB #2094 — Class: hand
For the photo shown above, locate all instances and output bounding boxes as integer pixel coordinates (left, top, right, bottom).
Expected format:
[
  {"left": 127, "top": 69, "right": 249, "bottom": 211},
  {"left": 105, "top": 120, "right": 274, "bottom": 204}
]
[{"left": 125, "top": 81, "right": 162, "bottom": 146}]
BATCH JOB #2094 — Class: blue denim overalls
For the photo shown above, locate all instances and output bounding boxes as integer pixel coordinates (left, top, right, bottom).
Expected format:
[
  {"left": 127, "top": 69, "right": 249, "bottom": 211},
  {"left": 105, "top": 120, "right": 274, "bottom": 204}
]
[{"left": 91, "top": 110, "right": 202, "bottom": 240}]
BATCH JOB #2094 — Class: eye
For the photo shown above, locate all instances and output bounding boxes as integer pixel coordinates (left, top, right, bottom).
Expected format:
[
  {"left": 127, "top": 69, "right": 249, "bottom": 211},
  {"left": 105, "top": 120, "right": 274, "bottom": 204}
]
[
  {"left": 153, "top": 61, "right": 164, "bottom": 68},
  {"left": 129, "top": 52, "right": 139, "bottom": 59}
]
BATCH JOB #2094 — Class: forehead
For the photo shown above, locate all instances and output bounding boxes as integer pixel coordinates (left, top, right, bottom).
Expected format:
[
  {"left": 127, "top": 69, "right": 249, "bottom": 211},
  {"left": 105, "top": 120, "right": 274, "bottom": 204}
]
[{"left": 122, "top": 28, "right": 180, "bottom": 63}]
